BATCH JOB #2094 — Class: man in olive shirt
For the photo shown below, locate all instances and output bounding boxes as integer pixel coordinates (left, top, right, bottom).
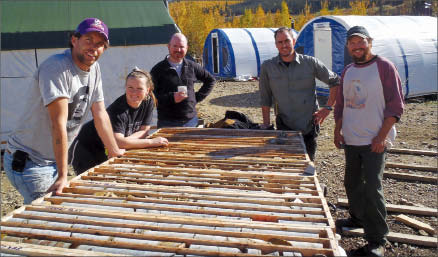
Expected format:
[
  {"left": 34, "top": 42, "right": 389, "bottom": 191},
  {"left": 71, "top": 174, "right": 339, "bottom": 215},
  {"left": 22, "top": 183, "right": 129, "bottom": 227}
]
[{"left": 259, "top": 27, "right": 340, "bottom": 161}]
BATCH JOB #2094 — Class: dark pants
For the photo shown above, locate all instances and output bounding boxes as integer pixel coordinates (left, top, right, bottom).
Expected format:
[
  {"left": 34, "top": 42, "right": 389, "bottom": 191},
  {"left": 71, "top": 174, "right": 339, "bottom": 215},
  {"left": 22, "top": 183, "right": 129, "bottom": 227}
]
[
  {"left": 157, "top": 116, "right": 198, "bottom": 128},
  {"left": 69, "top": 138, "right": 107, "bottom": 175},
  {"left": 276, "top": 116, "right": 319, "bottom": 161},
  {"left": 344, "top": 145, "right": 388, "bottom": 245}
]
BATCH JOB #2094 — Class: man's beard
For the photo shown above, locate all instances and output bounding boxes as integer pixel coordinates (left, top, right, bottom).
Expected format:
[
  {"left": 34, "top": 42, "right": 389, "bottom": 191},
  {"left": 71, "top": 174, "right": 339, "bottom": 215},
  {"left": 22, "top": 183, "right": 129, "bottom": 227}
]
[
  {"left": 75, "top": 51, "right": 97, "bottom": 67},
  {"left": 352, "top": 55, "right": 366, "bottom": 63},
  {"left": 351, "top": 48, "right": 370, "bottom": 63}
]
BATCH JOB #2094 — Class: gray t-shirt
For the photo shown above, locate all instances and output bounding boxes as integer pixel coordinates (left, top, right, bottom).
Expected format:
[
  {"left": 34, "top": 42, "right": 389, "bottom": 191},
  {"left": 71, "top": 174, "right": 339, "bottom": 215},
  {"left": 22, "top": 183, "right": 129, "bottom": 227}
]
[
  {"left": 8, "top": 49, "right": 104, "bottom": 165},
  {"left": 168, "top": 59, "right": 183, "bottom": 77}
]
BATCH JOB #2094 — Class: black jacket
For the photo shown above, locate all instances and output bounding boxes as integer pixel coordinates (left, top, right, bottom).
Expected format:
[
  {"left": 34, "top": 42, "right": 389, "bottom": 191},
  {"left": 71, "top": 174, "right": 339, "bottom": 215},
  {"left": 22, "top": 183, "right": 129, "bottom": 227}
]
[{"left": 150, "top": 57, "right": 215, "bottom": 122}]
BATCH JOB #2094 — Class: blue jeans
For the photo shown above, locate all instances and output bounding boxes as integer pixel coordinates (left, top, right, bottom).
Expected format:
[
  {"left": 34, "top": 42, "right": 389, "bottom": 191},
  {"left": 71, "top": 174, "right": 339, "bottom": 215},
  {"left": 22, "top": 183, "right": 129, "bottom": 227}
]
[
  {"left": 3, "top": 151, "right": 58, "bottom": 204},
  {"left": 157, "top": 116, "right": 198, "bottom": 128}
]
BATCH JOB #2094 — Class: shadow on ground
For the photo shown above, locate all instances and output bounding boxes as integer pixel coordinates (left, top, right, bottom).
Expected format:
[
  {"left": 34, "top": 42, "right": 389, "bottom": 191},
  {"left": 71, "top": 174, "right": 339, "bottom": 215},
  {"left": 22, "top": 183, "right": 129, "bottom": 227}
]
[{"left": 209, "top": 92, "right": 260, "bottom": 108}]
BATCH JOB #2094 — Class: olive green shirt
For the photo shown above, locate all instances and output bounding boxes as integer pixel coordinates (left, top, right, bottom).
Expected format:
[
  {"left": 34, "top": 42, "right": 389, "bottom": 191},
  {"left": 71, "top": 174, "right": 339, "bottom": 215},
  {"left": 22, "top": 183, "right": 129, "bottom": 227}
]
[{"left": 259, "top": 53, "right": 340, "bottom": 134}]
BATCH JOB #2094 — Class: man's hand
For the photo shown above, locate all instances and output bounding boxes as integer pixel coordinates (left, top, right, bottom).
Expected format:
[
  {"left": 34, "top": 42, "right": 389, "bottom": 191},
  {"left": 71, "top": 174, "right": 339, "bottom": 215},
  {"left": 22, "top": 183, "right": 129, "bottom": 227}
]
[
  {"left": 47, "top": 175, "right": 68, "bottom": 195},
  {"left": 174, "top": 92, "right": 188, "bottom": 103},
  {"left": 371, "top": 136, "right": 386, "bottom": 153},
  {"left": 334, "top": 130, "right": 345, "bottom": 149},
  {"left": 313, "top": 108, "right": 331, "bottom": 125},
  {"left": 107, "top": 148, "right": 125, "bottom": 158}
]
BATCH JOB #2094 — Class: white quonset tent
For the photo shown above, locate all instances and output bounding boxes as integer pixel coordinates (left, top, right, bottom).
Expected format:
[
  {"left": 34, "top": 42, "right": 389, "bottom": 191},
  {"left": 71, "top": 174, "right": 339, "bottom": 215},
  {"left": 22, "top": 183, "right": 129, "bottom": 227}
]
[
  {"left": 203, "top": 28, "right": 298, "bottom": 80},
  {"left": 295, "top": 15, "right": 437, "bottom": 98},
  {"left": 1, "top": 0, "right": 178, "bottom": 144}
]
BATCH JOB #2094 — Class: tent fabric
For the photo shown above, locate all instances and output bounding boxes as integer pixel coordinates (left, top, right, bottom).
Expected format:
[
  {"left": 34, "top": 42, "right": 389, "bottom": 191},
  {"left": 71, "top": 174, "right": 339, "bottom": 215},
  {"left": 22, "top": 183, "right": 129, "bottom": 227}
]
[
  {"left": 1, "top": 0, "right": 178, "bottom": 143},
  {"left": 203, "top": 28, "right": 297, "bottom": 80},
  {"left": 295, "top": 15, "right": 437, "bottom": 98},
  {"left": 1, "top": 0, "right": 177, "bottom": 50}
]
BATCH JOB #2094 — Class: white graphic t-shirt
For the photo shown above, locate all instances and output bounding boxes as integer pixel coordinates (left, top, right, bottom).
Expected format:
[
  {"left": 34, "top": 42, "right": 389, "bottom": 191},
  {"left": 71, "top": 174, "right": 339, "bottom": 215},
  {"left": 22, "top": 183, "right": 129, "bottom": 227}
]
[{"left": 342, "top": 59, "right": 396, "bottom": 146}]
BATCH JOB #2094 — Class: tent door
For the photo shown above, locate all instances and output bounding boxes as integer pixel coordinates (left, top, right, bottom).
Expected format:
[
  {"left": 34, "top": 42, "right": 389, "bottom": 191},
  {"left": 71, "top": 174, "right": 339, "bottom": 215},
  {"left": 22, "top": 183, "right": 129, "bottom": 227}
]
[
  {"left": 313, "top": 22, "right": 332, "bottom": 95},
  {"left": 211, "top": 33, "right": 219, "bottom": 74}
]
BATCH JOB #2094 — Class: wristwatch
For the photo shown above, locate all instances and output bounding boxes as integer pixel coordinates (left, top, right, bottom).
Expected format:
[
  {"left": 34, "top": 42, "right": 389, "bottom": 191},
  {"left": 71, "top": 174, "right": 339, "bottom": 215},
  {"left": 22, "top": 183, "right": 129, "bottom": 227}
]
[{"left": 322, "top": 106, "right": 333, "bottom": 111}]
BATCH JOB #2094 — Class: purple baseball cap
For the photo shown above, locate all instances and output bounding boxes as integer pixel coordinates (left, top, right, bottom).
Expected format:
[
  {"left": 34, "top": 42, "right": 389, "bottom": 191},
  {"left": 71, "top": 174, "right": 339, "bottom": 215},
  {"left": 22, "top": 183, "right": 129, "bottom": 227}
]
[{"left": 76, "top": 18, "right": 109, "bottom": 42}]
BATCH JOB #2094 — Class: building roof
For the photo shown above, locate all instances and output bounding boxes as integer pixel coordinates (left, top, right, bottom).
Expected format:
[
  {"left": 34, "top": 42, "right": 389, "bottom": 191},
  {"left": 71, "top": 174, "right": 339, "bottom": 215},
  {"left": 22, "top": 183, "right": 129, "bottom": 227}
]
[{"left": 1, "top": 0, "right": 178, "bottom": 50}]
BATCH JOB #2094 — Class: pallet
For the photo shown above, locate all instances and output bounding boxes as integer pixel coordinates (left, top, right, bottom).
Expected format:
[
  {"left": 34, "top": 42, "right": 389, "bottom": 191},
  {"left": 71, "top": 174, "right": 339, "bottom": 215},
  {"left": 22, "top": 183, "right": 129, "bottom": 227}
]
[{"left": 1, "top": 128, "right": 340, "bottom": 256}]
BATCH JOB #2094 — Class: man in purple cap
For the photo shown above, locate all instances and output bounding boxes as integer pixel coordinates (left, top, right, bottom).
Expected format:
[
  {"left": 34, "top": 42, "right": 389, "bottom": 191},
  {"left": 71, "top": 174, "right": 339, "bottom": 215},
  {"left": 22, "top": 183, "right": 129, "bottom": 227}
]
[
  {"left": 4, "top": 18, "right": 124, "bottom": 204},
  {"left": 334, "top": 26, "right": 404, "bottom": 257}
]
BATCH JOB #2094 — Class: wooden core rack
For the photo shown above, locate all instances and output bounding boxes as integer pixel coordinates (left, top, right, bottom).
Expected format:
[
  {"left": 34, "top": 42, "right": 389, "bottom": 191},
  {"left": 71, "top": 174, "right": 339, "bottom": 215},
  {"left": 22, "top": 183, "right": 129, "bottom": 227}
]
[{"left": 1, "top": 128, "right": 340, "bottom": 256}]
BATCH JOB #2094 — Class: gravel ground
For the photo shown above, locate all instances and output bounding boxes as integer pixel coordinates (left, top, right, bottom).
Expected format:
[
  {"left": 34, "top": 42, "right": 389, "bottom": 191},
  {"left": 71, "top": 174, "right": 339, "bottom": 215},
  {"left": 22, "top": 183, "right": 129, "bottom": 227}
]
[{"left": 1, "top": 80, "right": 437, "bottom": 256}]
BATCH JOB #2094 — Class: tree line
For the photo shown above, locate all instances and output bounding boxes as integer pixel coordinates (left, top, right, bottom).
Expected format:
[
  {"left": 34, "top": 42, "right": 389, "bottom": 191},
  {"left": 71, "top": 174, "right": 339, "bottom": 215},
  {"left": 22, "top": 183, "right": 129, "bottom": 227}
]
[{"left": 169, "top": 0, "right": 437, "bottom": 58}]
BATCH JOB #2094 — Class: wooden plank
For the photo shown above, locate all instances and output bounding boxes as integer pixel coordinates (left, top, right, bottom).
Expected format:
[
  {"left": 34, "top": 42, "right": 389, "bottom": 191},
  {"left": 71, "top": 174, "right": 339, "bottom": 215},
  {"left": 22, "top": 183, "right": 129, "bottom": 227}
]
[
  {"left": 337, "top": 198, "right": 438, "bottom": 216},
  {"left": 1, "top": 229, "right": 253, "bottom": 257},
  {"left": 342, "top": 227, "right": 437, "bottom": 247},
  {"left": 1, "top": 221, "right": 333, "bottom": 255},
  {"left": 79, "top": 175, "right": 316, "bottom": 194},
  {"left": 395, "top": 215, "right": 436, "bottom": 235},
  {"left": 388, "top": 148, "right": 437, "bottom": 156},
  {"left": 44, "top": 196, "right": 329, "bottom": 224},
  {"left": 384, "top": 171, "right": 437, "bottom": 183},
  {"left": 103, "top": 162, "right": 306, "bottom": 175},
  {"left": 122, "top": 153, "right": 308, "bottom": 165},
  {"left": 114, "top": 157, "right": 307, "bottom": 171},
  {"left": 386, "top": 162, "right": 437, "bottom": 172},
  {"left": 315, "top": 176, "right": 336, "bottom": 232},
  {"left": 125, "top": 149, "right": 308, "bottom": 162},
  {"left": 3, "top": 229, "right": 336, "bottom": 257},
  {"left": 63, "top": 187, "right": 323, "bottom": 207},
  {"left": 25, "top": 205, "right": 328, "bottom": 233},
  {"left": 1, "top": 241, "right": 122, "bottom": 256},
  {"left": 101, "top": 161, "right": 304, "bottom": 173},
  {"left": 70, "top": 180, "right": 322, "bottom": 199},
  {"left": 58, "top": 192, "right": 323, "bottom": 214},
  {"left": 167, "top": 140, "right": 303, "bottom": 147},
  {"left": 10, "top": 213, "right": 330, "bottom": 245},
  {"left": 154, "top": 127, "right": 301, "bottom": 137},
  {"left": 161, "top": 141, "right": 305, "bottom": 149},
  {"left": 90, "top": 169, "right": 310, "bottom": 186}
]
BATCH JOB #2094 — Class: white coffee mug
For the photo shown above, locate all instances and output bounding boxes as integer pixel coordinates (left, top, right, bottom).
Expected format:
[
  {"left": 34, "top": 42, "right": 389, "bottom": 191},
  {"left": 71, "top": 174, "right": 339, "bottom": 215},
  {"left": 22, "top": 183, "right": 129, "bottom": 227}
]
[{"left": 177, "top": 86, "right": 187, "bottom": 95}]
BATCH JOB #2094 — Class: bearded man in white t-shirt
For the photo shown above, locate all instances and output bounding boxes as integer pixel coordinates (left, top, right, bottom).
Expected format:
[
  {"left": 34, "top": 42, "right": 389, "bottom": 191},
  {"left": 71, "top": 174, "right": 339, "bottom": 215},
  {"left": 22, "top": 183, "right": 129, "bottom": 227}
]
[{"left": 333, "top": 26, "right": 404, "bottom": 257}]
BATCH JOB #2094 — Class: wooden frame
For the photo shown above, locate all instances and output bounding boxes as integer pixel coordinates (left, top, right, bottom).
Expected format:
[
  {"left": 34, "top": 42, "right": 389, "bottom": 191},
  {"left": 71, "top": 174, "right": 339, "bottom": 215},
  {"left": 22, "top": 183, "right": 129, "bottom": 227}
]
[{"left": 1, "top": 128, "right": 340, "bottom": 256}]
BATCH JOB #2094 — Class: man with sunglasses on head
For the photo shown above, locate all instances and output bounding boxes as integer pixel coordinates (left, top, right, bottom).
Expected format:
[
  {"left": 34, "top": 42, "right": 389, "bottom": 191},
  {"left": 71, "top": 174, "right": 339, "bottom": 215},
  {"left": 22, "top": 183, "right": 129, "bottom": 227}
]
[
  {"left": 3, "top": 18, "right": 124, "bottom": 204},
  {"left": 259, "top": 26, "right": 340, "bottom": 162}
]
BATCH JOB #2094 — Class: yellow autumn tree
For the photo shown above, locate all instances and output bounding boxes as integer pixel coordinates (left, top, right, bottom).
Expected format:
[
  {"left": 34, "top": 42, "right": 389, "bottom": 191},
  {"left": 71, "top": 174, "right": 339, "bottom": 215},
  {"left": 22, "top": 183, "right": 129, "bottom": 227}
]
[
  {"left": 254, "top": 4, "right": 266, "bottom": 27},
  {"left": 273, "top": 9, "right": 282, "bottom": 27},
  {"left": 349, "top": 0, "right": 369, "bottom": 15},
  {"left": 230, "top": 15, "right": 240, "bottom": 28},
  {"left": 264, "top": 11, "right": 275, "bottom": 28},
  {"left": 240, "top": 8, "right": 254, "bottom": 27},
  {"left": 331, "top": 7, "right": 343, "bottom": 15},
  {"left": 169, "top": 1, "right": 239, "bottom": 58},
  {"left": 187, "top": 3, "right": 205, "bottom": 58},
  {"left": 280, "top": 0, "right": 291, "bottom": 27},
  {"left": 294, "top": 1, "right": 314, "bottom": 31},
  {"left": 319, "top": 0, "right": 330, "bottom": 16},
  {"left": 203, "top": 8, "right": 218, "bottom": 38}
]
